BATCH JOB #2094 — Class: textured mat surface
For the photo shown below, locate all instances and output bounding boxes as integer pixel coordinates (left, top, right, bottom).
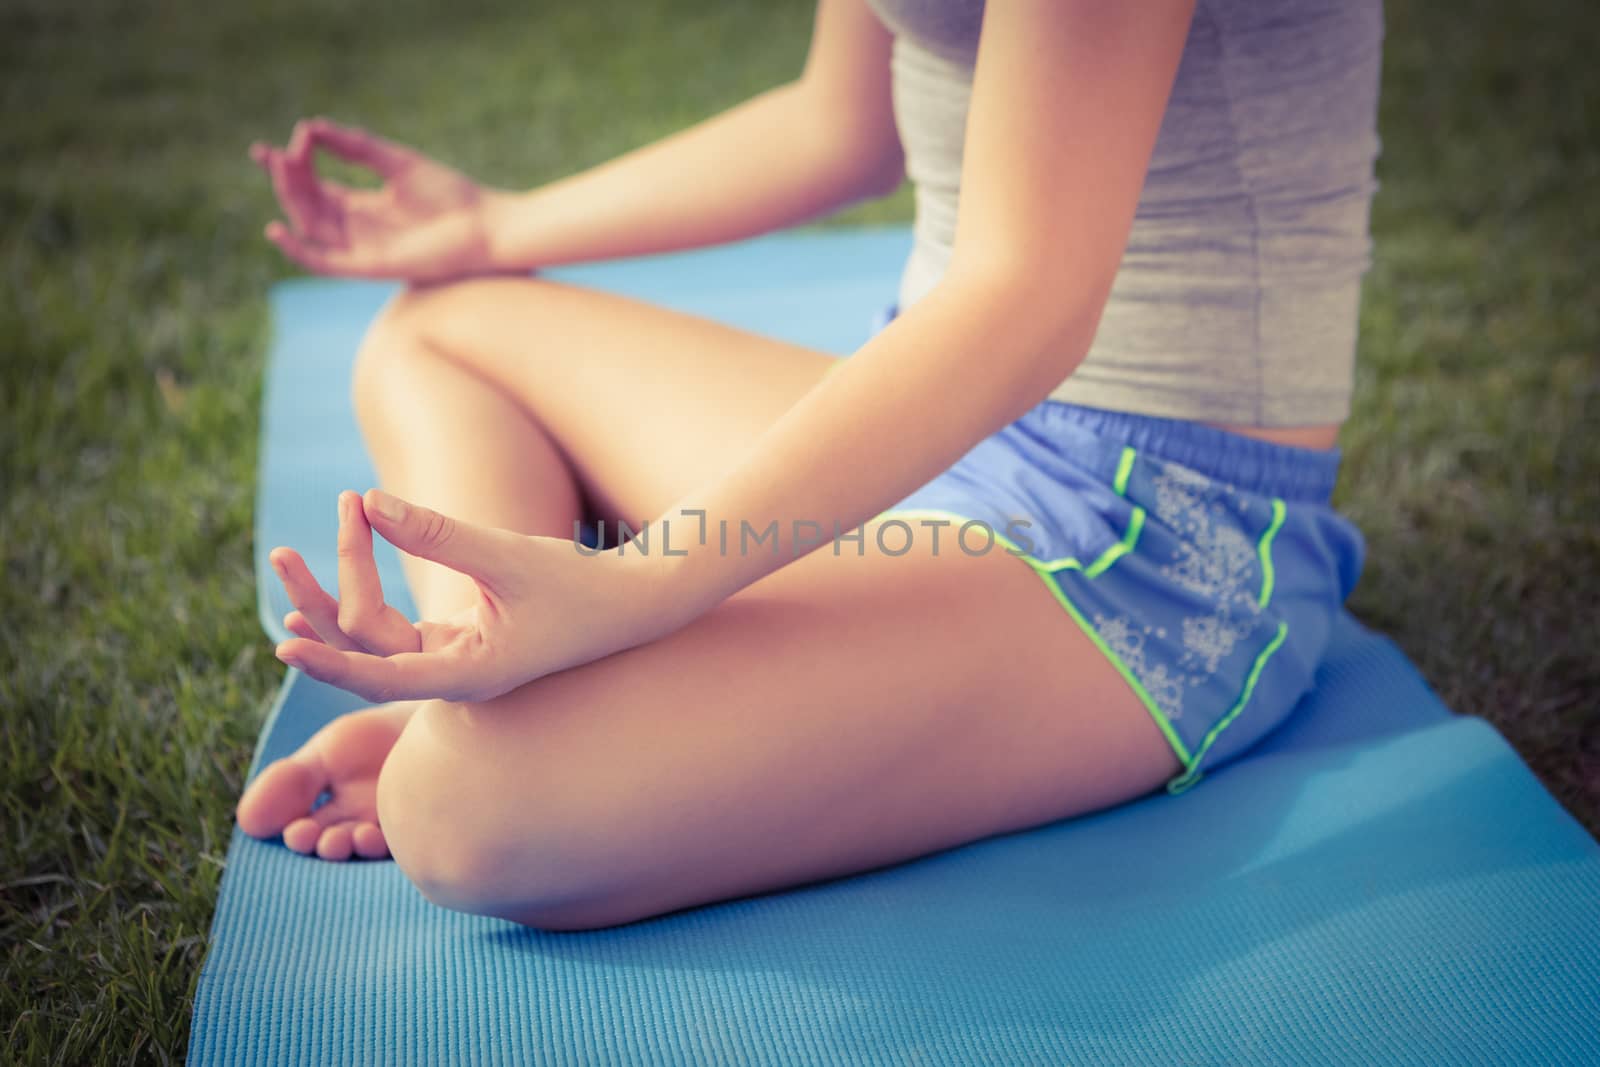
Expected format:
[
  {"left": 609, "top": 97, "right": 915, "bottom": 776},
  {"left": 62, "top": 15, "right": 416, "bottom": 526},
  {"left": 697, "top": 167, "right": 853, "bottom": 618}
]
[{"left": 196, "top": 227, "right": 1600, "bottom": 1065}]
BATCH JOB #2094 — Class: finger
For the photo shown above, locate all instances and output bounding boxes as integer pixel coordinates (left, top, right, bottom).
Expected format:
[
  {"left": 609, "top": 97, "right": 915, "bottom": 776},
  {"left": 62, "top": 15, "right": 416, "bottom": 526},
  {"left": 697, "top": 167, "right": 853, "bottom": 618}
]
[
  {"left": 276, "top": 637, "right": 473, "bottom": 704},
  {"left": 284, "top": 611, "right": 323, "bottom": 642},
  {"left": 305, "top": 175, "right": 354, "bottom": 226},
  {"left": 352, "top": 822, "right": 389, "bottom": 859},
  {"left": 263, "top": 148, "right": 314, "bottom": 239},
  {"left": 362, "top": 489, "right": 514, "bottom": 592},
  {"left": 264, "top": 220, "right": 372, "bottom": 277},
  {"left": 254, "top": 137, "right": 346, "bottom": 231},
  {"left": 276, "top": 121, "right": 323, "bottom": 239},
  {"left": 315, "top": 823, "right": 356, "bottom": 862},
  {"left": 286, "top": 118, "right": 313, "bottom": 168},
  {"left": 306, "top": 116, "right": 414, "bottom": 179},
  {"left": 269, "top": 546, "right": 362, "bottom": 651},
  {"left": 335, "top": 490, "right": 419, "bottom": 655},
  {"left": 288, "top": 120, "right": 352, "bottom": 248}
]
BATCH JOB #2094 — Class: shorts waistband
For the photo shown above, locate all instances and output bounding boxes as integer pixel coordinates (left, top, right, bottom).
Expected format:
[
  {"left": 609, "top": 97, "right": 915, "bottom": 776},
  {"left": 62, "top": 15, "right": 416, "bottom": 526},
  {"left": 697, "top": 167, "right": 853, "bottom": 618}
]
[{"left": 1033, "top": 401, "right": 1343, "bottom": 504}]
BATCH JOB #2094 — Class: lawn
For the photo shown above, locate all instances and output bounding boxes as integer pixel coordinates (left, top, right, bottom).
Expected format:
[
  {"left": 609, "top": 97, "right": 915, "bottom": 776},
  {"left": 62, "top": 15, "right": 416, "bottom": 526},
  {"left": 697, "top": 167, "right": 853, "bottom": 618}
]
[{"left": 2, "top": 0, "right": 1596, "bottom": 1062}]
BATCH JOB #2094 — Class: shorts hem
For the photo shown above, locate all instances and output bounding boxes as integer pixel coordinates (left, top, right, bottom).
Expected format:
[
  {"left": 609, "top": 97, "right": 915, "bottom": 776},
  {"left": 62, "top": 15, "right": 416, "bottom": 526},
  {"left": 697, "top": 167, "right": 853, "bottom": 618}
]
[
  {"left": 1165, "top": 620, "right": 1291, "bottom": 795},
  {"left": 874, "top": 434, "right": 1308, "bottom": 795},
  {"left": 872, "top": 500, "right": 1196, "bottom": 779}
]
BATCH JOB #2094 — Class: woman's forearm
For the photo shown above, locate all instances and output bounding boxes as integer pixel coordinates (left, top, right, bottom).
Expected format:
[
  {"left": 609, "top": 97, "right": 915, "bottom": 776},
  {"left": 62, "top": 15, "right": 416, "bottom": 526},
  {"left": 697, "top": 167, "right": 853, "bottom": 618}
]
[
  {"left": 591, "top": 0, "right": 1191, "bottom": 662},
  {"left": 482, "top": 80, "right": 903, "bottom": 270},
  {"left": 640, "top": 265, "right": 1106, "bottom": 616}
]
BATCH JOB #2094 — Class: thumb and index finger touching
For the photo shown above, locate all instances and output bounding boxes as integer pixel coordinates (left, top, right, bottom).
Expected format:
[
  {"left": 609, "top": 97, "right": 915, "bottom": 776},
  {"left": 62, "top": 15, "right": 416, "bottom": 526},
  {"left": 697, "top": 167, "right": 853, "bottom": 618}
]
[
  {"left": 292, "top": 117, "right": 415, "bottom": 179},
  {"left": 269, "top": 489, "right": 519, "bottom": 703},
  {"left": 361, "top": 489, "right": 518, "bottom": 594},
  {"left": 250, "top": 116, "right": 412, "bottom": 178},
  {"left": 250, "top": 118, "right": 417, "bottom": 275}
]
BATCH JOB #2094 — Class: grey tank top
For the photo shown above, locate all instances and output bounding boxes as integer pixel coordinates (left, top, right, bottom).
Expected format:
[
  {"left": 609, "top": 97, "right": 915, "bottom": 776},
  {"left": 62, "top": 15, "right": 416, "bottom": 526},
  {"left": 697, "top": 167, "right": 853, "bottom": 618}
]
[{"left": 865, "top": 0, "right": 1383, "bottom": 426}]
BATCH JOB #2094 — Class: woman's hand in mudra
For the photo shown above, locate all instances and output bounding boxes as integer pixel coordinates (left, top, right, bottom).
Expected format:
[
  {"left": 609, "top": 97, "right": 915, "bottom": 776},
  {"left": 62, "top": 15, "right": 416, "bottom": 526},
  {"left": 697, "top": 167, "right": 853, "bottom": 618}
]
[
  {"left": 269, "top": 490, "right": 682, "bottom": 704},
  {"left": 250, "top": 118, "right": 512, "bottom": 283}
]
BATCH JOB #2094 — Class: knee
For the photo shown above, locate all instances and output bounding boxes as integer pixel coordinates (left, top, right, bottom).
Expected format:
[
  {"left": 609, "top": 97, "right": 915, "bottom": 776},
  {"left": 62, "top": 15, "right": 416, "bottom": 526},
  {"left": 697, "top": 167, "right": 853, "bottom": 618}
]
[
  {"left": 375, "top": 700, "right": 639, "bottom": 929},
  {"left": 349, "top": 284, "right": 462, "bottom": 425}
]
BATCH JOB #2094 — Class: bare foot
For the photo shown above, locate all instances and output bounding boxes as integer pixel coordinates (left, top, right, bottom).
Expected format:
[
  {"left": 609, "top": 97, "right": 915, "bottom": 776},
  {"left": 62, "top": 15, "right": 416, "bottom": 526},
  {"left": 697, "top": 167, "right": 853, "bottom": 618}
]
[{"left": 236, "top": 702, "right": 417, "bottom": 860}]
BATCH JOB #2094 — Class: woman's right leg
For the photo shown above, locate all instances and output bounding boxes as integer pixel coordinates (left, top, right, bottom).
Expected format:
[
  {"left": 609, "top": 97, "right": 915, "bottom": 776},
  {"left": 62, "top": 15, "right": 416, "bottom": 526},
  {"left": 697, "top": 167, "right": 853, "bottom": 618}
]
[
  {"left": 238, "top": 274, "right": 843, "bottom": 858},
  {"left": 353, "top": 276, "right": 844, "bottom": 617},
  {"left": 349, "top": 285, "right": 583, "bottom": 615}
]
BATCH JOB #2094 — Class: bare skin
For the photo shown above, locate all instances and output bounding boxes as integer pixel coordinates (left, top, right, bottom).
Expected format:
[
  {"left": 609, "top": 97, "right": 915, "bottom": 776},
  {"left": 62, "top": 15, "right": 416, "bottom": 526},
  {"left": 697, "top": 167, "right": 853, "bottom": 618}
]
[
  {"left": 235, "top": 0, "right": 1336, "bottom": 929},
  {"left": 236, "top": 278, "right": 1181, "bottom": 929}
]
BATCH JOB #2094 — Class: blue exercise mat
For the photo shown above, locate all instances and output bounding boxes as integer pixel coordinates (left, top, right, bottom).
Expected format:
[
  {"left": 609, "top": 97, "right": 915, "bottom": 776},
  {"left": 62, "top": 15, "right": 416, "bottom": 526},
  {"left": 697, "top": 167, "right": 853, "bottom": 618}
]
[{"left": 194, "top": 227, "right": 1600, "bottom": 1065}]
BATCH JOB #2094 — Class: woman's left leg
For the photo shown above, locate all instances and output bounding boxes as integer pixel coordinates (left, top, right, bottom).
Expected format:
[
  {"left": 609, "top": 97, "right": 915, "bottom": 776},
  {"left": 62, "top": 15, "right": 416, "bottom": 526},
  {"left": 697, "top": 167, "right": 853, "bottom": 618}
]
[{"left": 375, "top": 522, "right": 1181, "bottom": 931}]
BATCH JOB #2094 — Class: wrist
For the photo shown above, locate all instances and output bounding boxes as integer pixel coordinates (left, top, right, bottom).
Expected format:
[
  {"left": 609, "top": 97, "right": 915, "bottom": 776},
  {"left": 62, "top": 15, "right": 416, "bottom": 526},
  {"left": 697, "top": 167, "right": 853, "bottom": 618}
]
[
  {"left": 477, "top": 187, "right": 537, "bottom": 273},
  {"left": 587, "top": 541, "right": 704, "bottom": 661},
  {"left": 613, "top": 514, "right": 735, "bottom": 628}
]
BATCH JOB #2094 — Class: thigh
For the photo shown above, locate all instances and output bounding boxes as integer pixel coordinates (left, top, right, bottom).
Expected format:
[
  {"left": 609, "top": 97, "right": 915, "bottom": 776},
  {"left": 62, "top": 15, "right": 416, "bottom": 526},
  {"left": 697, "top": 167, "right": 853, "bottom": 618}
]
[
  {"left": 385, "top": 276, "right": 842, "bottom": 524},
  {"left": 378, "top": 526, "right": 1182, "bottom": 929}
]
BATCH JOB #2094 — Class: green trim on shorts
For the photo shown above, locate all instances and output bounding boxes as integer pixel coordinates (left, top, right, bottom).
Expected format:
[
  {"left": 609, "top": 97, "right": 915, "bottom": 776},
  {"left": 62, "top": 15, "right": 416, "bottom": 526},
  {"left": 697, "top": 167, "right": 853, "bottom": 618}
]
[
  {"left": 1025, "top": 568, "right": 1196, "bottom": 769},
  {"left": 872, "top": 448, "right": 1191, "bottom": 768},
  {"left": 1165, "top": 495, "right": 1293, "bottom": 793},
  {"left": 1113, "top": 445, "right": 1137, "bottom": 495},
  {"left": 1257, "top": 498, "right": 1287, "bottom": 608},
  {"left": 1166, "top": 621, "right": 1290, "bottom": 794},
  {"left": 875, "top": 448, "right": 1146, "bottom": 577},
  {"left": 876, "top": 450, "right": 1300, "bottom": 795}
]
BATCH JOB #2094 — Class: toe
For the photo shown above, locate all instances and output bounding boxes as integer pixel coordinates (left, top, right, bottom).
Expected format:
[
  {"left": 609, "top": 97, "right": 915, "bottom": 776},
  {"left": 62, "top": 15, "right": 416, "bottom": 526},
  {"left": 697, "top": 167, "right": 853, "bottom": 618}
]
[
  {"left": 316, "top": 823, "right": 355, "bottom": 861},
  {"left": 283, "top": 817, "right": 324, "bottom": 854},
  {"left": 352, "top": 822, "right": 389, "bottom": 859},
  {"left": 237, "top": 757, "right": 328, "bottom": 839}
]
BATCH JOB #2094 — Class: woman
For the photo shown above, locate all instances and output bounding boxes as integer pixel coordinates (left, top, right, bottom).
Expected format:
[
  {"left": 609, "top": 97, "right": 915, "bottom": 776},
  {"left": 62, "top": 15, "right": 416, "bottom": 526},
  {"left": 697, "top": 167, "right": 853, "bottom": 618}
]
[{"left": 238, "top": 0, "right": 1380, "bottom": 930}]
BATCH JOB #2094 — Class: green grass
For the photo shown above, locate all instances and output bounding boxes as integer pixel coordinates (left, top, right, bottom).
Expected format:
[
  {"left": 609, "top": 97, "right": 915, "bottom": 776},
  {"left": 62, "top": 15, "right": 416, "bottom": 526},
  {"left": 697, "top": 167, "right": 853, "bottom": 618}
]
[{"left": 2, "top": 0, "right": 1596, "bottom": 1061}]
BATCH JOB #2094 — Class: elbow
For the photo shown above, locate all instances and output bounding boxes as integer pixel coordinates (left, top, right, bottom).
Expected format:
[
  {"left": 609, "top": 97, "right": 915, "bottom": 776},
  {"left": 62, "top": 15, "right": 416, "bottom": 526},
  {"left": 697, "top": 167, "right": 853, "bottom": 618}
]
[
  {"left": 947, "top": 253, "right": 1111, "bottom": 352},
  {"left": 925, "top": 260, "right": 1110, "bottom": 413},
  {"left": 851, "top": 146, "right": 906, "bottom": 200},
  {"left": 1017, "top": 298, "right": 1104, "bottom": 403},
  {"left": 788, "top": 79, "right": 905, "bottom": 204},
  {"left": 815, "top": 127, "right": 904, "bottom": 204}
]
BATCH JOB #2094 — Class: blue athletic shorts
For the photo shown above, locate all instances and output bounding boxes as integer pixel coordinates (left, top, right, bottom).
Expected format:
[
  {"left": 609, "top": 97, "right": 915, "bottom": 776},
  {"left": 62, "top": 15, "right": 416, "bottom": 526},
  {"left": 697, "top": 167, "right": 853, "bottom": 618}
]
[{"left": 877, "top": 386, "right": 1366, "bottom": 793}]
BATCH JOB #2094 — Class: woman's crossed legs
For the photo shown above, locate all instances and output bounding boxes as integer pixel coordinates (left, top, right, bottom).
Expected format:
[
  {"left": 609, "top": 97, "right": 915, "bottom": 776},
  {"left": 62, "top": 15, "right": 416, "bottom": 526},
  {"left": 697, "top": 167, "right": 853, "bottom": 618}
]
[{"left": 236, "top": 276, "right": 1179, "bottom": 930}]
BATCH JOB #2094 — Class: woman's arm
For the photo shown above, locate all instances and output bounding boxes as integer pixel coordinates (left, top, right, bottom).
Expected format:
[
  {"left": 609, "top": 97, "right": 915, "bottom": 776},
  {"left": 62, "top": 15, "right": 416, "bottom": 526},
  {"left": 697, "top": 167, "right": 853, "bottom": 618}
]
[
  {"left": 257, "top": 0, "right": 899, "bottom": 279},
  {"left": 482, "top": 0, "right": 902, "bottom": 269},
  {"left": 265, "top": 0, "right": 1200, "bottom": 703},
  {"left": 649, "top": 0, "right": 1197, "bottom": 613}
]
